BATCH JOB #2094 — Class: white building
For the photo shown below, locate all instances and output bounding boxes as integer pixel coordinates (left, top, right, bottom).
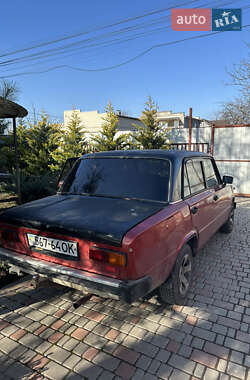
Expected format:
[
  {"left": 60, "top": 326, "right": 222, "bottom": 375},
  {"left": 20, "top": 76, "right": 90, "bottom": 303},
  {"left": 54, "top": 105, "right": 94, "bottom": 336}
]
[
  {"left": 64, "top": 109, "right": 144, "bottom": 141},
  {"left": 157, "top": 110, "right": 210, "bottom": 128}
]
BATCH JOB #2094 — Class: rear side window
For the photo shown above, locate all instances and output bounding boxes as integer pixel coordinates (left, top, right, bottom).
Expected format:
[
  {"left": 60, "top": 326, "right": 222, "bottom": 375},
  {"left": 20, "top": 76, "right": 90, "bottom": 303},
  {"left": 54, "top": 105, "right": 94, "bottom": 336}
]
[
  {"left": 172, "top": 168, "right": 182, "bottom": 201},
  {"left": 202, "top": 159, "right": 218, "bottom": 188},
  {"left": 185, "top": 160, "right": 206, "bottom": 195},
  {"left": 183, "top": 165, "right": 191, "bottom": 197}
]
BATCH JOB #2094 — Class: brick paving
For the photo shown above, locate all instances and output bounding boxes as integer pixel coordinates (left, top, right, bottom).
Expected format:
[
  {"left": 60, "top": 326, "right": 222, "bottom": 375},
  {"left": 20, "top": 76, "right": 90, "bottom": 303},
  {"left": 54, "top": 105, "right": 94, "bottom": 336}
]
[{"left": 0, "top": 199, "right": 249, "bottom": 380}]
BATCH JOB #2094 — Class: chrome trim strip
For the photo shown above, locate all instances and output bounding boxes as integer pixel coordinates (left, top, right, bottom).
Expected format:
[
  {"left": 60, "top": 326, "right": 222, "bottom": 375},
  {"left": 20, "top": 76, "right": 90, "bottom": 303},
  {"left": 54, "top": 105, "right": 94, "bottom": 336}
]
[{"left": 0, "top": 247, "right": 122, "bottom": 289}]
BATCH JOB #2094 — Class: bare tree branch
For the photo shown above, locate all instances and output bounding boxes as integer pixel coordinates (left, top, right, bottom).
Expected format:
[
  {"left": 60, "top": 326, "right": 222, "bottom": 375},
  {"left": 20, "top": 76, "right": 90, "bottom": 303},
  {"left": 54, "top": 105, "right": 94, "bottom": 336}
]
[
  {"left": 0, "top": 80, "right": 20, "bottom": 133},
  {"left": 219, "top": 96, "right": 250, "bottom": 124},
  {"left": 228, "top": 57, "right": 250, "bottom": 94},
  {"left": 219, "top": 45, "right": 250, "bottom": 124},
  {"left": 0, "top": 79, "right": 20, "bottom": 101}
]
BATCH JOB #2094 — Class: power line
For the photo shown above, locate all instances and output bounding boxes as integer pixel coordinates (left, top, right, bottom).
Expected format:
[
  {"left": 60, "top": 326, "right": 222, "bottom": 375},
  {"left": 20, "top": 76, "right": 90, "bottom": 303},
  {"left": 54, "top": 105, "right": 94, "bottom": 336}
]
[
  {"left": 0, "top": 15, "right": 172, "bottom": 67},
  {"left": 1, "top": 24, "right": 249, "bottom": 79},
  {"left": 24, "top": 111, "right": 64, "bottom": 122},
  {"left": 0, "top": 1, "right": 207, "bottom": 67},
  {"left": 0, "top": 0, "right": 201, "bottom": 59},
  {"left": 0, "top": 0, "right": 244, "bottom": 71},
  {"left": 0, "top": 24, "right": 173, "bottom": 73}
]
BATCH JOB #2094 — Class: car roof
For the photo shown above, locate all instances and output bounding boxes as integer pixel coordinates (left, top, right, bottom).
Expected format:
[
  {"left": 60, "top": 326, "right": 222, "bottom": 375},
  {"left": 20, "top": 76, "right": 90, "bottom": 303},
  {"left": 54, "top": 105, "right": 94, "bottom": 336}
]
[
  {"left": 79, "top": 150, "right": 212, "bottom": 203},
  {"left": 82, "top": 149, "right": 211, "bottom": 162}
]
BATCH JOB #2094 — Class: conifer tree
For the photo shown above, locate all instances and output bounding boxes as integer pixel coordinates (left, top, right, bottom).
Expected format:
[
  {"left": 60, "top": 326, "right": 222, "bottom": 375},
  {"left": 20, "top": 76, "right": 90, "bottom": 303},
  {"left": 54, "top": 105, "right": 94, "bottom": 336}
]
[
  {"left": 91, "top": 102, "right": 129, "bottom": 151},
  {"left": 16, "top": 119, "right": 30, "bottom": 171},
  {"left": 24, "top": 113, "right": 61, "bottom": 175},
  {"left": 0, "top": 119, "right": 27, "bottom": 174},
  {"left": 0, "top": 135, "right": 14, "bottom": 172},
  {"left": 50, "top": 110, "right": 86, "bottom": 172},
  {"left": 133, "top": 96, "right": 170, "bottom": 149}
]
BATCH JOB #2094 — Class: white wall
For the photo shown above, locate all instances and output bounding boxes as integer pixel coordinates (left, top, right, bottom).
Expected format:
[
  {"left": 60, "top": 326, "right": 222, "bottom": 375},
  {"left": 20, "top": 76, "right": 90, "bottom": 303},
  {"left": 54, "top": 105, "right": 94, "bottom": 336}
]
[
  {"left": 169, "top": 127, "right": 212, "bottom": 144},
  {"left": 64, "top": 110, "right": 143, "bottom": 136},
  {"left": 64, "top": 110, "right": 104, "bottom": 133},
  {"left": 169, "top": 126, "right": 250, "bottom": 195}
]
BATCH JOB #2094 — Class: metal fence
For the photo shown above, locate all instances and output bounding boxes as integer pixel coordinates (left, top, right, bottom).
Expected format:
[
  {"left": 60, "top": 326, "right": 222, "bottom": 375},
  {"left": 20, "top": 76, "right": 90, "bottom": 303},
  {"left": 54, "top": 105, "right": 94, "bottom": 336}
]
[
  {"left": 169, "top": 124, "right": 250, "bottom": 197},
  {"left": 170, "top": 142, "right": 209, "bottom": 153}
]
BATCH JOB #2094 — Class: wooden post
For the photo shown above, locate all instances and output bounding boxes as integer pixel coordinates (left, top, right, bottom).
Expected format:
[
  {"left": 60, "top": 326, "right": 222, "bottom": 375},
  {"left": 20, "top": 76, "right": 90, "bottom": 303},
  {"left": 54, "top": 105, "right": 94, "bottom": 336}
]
[
  {"left": 188, "top": 107, "right": 192, "bottom": 150},
  {"left": 13, "top": 117, "right": 21, "bottom": 204}
]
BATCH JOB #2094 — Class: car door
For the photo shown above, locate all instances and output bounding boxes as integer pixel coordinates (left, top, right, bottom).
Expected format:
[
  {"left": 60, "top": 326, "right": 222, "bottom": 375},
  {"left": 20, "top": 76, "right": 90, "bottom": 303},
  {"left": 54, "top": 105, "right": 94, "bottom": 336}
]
[
  {"left": 202, "top": 157, "right": 232, "bottom": 231},
  {"left": 183, "top": 158, "right": 218, "bottom": 249}
]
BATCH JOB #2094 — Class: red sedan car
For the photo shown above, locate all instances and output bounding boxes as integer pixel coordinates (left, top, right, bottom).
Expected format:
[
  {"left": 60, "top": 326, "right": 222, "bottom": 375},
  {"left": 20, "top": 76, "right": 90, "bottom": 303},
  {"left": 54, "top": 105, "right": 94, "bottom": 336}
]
[{"left": 0, "top": 150, "right": 235, "bottom": 304}]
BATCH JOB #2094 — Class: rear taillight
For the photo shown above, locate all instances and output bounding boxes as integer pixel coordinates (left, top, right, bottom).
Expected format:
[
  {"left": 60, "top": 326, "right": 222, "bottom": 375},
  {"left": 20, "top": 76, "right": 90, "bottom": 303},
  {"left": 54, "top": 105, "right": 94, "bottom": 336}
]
[
  {"left": 89, "top": 246, "right": 127, "bottom": 267},
  {"left": 1, "top": 230, "right": 20, "bottom": 242}
]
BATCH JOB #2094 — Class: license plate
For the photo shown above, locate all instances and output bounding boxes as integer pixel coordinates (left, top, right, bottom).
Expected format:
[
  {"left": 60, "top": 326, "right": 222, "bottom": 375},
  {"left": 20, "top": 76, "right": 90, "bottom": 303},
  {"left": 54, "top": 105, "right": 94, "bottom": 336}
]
[{"left": 27, "top": 233, "right": 78, "bottom": 258}]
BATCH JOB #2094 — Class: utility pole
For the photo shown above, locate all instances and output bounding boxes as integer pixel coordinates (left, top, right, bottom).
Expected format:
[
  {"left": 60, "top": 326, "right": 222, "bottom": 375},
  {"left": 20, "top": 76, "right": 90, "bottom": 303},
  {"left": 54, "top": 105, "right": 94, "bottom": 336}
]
[{"left": 188, "top": 107, "right": 192, "bottom": 150}]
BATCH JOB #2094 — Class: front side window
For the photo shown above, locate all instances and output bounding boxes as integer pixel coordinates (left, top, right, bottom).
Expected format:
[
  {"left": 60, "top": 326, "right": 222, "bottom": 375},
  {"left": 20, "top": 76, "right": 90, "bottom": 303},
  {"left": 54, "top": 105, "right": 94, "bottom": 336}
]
[
  {"left": 62, "top": 157, "right": 170, "bottom": 202},
  {"left": 202, "top": 159, "right": 218, "bottom": 188},
  {"left": 185, "top": 159, "right": 206, "bottom": 195}
]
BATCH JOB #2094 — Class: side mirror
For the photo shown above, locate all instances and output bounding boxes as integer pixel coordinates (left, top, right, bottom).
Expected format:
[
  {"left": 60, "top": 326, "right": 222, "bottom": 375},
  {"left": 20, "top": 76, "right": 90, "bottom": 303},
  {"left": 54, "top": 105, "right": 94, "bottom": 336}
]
[{"left": 223, "top": 175, "right": 233, "bottom": 184}]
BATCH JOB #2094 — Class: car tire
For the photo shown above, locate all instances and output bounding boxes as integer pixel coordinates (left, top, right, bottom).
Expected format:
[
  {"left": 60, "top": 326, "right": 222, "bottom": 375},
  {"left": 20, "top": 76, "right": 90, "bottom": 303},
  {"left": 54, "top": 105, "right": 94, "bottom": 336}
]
[
  {"left": 157, "top": 244, "right": 193, "bottom": 305},
  {"left": 220, "top": 211, "right": 234, "bottom": 233}
]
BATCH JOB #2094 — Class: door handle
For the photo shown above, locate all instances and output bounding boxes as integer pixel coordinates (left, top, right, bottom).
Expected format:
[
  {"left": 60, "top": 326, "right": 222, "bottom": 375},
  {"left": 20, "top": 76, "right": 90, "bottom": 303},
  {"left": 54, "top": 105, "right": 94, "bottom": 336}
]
[
  {"left": 213, "top": 195, "right": 219, "bottom": 201},
  {"left": 191, "top": 206, "right": 198, "bottom": 215}
]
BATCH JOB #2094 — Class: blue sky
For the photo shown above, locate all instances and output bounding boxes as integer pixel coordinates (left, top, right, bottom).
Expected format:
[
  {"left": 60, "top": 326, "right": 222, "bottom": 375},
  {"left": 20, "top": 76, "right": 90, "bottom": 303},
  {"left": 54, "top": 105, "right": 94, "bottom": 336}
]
[{"left": 1, "top": 0, "right": 249, "bottom": 122}]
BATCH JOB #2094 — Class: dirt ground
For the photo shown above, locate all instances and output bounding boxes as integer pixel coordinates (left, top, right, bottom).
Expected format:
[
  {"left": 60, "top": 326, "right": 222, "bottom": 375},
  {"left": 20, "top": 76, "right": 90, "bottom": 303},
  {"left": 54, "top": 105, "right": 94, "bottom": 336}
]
[{"left": 0, "top": 192, "right": 17, "bottom": 212}]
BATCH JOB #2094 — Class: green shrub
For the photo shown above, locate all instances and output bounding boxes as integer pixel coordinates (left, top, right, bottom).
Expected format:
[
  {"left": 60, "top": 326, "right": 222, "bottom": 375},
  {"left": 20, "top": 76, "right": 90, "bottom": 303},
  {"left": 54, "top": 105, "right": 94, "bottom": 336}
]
[
  {"left": 1, "top": 172, "right": 58, "bottom": 203},
  {"left": 0, "top": 174, "right": 14, "bottom": 193}
]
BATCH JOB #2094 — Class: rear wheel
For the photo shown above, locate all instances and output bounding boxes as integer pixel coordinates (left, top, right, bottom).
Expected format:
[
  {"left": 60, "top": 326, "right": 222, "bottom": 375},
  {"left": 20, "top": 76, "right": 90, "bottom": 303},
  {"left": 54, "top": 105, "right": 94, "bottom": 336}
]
[
  {"left": 157, "top": 244, "right": 193, "bottom": 305},
  {"left": 220, "top": 210, "right": 234, "bottom": 233}
]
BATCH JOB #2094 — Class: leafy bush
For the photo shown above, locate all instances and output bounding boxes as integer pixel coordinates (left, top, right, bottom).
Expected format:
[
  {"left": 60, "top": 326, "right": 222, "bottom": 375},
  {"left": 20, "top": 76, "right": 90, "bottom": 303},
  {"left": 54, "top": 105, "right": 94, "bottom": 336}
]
[
  {"left": 1, "top": 172, "right": 58, "bottom": 203},
  {"left": 0, "top": 174, "right": 14, "bottom": 193}
]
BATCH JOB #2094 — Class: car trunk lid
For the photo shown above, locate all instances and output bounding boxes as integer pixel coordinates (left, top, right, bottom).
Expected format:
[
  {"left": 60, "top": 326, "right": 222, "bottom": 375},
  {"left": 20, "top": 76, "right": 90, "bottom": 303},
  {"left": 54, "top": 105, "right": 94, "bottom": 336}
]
[
  {"left": 0, "top": 194, "right": 164, "bottom": 246},
  {"left": 0, "top": 194, "right": 164, "bottom": 278}
]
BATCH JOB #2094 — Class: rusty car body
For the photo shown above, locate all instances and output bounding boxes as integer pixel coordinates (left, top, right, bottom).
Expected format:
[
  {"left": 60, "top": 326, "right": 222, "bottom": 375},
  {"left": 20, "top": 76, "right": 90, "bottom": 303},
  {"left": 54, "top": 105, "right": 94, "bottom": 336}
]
[{"left": 0, "top": 150, "right": 235, "bottom": 304}]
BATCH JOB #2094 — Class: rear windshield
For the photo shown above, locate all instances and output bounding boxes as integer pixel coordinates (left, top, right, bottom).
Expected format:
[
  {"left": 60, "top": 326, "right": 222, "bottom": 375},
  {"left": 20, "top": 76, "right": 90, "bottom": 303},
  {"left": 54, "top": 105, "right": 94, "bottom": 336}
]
[{"left": 62, "top": 157, "right": 170, "bottom": 202}]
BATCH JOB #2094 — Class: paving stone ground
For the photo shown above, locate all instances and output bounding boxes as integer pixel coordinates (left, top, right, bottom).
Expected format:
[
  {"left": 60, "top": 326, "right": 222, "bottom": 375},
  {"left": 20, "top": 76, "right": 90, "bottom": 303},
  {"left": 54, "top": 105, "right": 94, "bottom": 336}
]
[{"left": 0, "top": 198, "right": 249, "bottom": 380}]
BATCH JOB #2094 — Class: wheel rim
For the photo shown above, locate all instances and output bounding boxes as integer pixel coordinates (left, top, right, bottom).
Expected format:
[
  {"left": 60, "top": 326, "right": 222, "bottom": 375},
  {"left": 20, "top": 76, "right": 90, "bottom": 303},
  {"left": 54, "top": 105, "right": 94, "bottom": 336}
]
[{"left": 179, "top": 254, "right": 192, "bottom": 296}]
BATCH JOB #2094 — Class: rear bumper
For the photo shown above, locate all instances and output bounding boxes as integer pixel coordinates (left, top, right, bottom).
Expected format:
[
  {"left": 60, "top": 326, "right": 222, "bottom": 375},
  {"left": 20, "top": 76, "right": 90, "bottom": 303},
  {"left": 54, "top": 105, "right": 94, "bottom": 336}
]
[{"left": 0, "top": 248, "right": 152, "bottom": 303}]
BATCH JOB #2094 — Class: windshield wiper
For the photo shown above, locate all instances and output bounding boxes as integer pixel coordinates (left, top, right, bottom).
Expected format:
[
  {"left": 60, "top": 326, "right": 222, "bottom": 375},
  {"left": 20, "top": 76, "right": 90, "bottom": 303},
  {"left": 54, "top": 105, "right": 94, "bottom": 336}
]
[
  {"left": 59, "top": 191, "right": 120, "bottom": 198},
  {"left": 59, "top": 192, "right": 87, "bottom": 195},
  {"left": 84, "top": 193, "right": 167, "bottom": 203},
  {"left": 84, "top": 193, "right": 124, "bottom": 199},
  {"left": 59, "top": 192, "right": 167, "bottom": 203}
]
